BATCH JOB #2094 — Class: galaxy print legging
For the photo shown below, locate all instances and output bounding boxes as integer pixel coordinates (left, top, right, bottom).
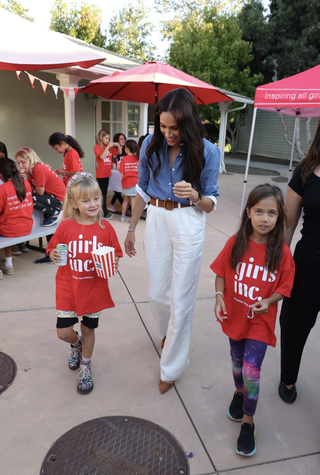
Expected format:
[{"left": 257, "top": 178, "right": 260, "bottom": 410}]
[{"left": 229, "top": 338, "right": 268, "bottom": 416}]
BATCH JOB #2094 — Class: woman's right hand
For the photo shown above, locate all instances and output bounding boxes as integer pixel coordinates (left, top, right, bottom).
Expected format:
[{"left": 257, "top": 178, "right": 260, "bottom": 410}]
[
  {"left": 18, "top": 168, "right": 26, "bottom": 178},
  {"left": 124, "top": 231, "right": 137, "bottom": 258}
]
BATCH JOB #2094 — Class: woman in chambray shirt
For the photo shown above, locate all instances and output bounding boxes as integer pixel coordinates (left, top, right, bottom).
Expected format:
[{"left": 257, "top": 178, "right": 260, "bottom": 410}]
[{"left": 124, "top": 88, "right": 220, "bottom": 394}]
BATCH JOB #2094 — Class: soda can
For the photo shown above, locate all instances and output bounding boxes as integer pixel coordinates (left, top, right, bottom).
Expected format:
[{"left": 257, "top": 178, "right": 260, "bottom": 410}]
[{"left": 56, "top": 243, "right": 68, "bottom": 266}]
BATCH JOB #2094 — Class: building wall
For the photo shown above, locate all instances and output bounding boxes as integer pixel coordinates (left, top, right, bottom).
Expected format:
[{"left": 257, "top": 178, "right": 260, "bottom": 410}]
[
  {"left": 0, "top": 70, "right": 96, "bottom": 175},
  {"left": 236, "top": 106, "right": 319, "bottom": 161}
]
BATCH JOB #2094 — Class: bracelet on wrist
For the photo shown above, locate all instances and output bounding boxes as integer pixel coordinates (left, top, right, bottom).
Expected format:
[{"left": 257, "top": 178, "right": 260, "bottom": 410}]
[
  {"left": 215, "top": 291, "right": 224, "bottom": 298},
  {"left": 127, "top": 228, "right": 135, "bottom": 232},
  {"left": 193, "top": 197, "right": 202, "bottom": 205}
]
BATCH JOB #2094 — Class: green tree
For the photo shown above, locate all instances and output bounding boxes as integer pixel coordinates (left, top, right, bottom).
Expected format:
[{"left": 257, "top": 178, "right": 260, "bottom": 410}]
[
  {"left": 50, "top": 0, "right": 107, "bottom": 48},
  {"left": 165, "top": 4, "right": 263, "bottom": 150},
  {"left": 268, "top": 0, "right": 320, "bottom": 79},
  {"left": 107, "top": 0, "right": 155, "bottom": 61},
  {"left": 238, "top": 0, "right": 274, "bottom": 85},
  {"left": 0, "top": 0, "right": 34, "bottom": 21}
]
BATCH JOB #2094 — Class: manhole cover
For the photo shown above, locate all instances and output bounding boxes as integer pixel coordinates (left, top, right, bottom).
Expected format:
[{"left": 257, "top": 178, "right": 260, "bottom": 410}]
[
  {"left": 41, "top": 416, "right": 189, "bottom": 475},
  {"left": 0, "top": 352, "right": 16, "bottom": 395}
]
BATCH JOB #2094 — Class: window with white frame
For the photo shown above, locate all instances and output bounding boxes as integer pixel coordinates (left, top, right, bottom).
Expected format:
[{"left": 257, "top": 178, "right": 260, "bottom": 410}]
[
  {"left": 100, "top": 101, "right": 123, "bottom": 138},
  {"left": 127, "top": 102, "right": 140, "bottom": 137}
]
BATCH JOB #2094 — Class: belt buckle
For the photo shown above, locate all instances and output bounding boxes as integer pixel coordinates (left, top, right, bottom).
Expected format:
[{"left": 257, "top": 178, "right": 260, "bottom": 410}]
[{"left": 164, "top": 200, "right": 174, "bottom": 210}]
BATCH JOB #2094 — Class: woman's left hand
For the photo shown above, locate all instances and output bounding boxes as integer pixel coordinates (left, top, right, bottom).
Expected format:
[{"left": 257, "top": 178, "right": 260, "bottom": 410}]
[{"left": 173, "top": 180, "right": 199, "bottom": 202}]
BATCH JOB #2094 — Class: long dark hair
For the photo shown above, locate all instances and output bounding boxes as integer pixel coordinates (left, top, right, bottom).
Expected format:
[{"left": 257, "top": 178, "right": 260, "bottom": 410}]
[
  {"left": 49, "top": 132, "right": 84, "bottom": 159},
  {"left": 0, "top": 157, "right": 26, "bottom": 202},
  {"left": 147, "top": 88, "right": 205, "bottom": 196},
  {"left": 125, "top": 139, "right": 140, "bottom": 160},
  {"left": 0, "top": 141, "right": 8, "bottom": 157},
  {"left": 113, "top": 133, "right": 127, "bottom": 157},
  {"left": 295, "top": 118, "right": 320, "bottom": 184},
  {"left": 230, "top": 184, "right": 286, "bottom": 273}
]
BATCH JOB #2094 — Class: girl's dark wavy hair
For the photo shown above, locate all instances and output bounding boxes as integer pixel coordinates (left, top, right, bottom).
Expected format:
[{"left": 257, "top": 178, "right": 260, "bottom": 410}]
[
  {"left": 295, "top": 118, "right": 320, "bottom": 184},
  {"left": 125, "top": 139, "right": 140, "bottom": 160},
  {"left": 230, "top": 184, "right": 286, "bottom": 273},
  {"left": 0, "top": 157, "right": 26, "bottom": 202},
  {"left": 146, "top": 88, "right": 205, "bottom": 197},
  {"left": 49, "top": 132, "right": 84, "bottom": 159},
  {"left": 113, "top": 133, "right": 127, "bottom": 157}
]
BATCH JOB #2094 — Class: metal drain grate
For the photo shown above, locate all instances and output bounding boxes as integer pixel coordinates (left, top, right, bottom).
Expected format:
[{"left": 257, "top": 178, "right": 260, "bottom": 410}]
[
  {"left": 0, "top": 352, "right": 16, "bottom": 395},
  {"left": 41, "top": 416, "right": 189, "bottom": 475}
]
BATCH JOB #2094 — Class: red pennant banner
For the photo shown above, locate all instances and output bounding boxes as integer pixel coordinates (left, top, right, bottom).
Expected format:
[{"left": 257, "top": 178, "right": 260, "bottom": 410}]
[
  {"left": 27, "top": 73, "right": 36, "bottom": 88},
  {"left": 40, "top": 81, "right": 48, "bottom": 95}
]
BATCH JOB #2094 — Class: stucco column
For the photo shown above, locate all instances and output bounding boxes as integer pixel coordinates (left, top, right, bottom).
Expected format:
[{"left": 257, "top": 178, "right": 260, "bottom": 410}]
[
  {"left": 218, "top": 102, "right": 230, "bottom": 173},
  {"left": 56, "top": 74, "right": 80, "bottom": 137},
  {"left": 140, "top": 102, "right": 148, "bottom": 135}
]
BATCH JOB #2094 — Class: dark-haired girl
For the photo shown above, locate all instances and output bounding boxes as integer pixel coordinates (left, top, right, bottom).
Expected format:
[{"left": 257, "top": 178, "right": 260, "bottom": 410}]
[
  {"left": 49, "top": 132, "right": 83, "bottom": 186},
  {"left": 0, "top": 158, "right": 33, "bottom": 278},
  {"left": 279, "top": 118, "right": 320, "bottom": 405},
  {"left": 118, "top": 139, "right": 139, "bottom": 222},
  {"left": 211, "top": 184, "right": 295, "bottom": 457},
  {"left": 107, "top": 133, "right": 126, "bottom": 212},
  {"left": 124, "top": 88, "right": 220, "bottom": 394}
]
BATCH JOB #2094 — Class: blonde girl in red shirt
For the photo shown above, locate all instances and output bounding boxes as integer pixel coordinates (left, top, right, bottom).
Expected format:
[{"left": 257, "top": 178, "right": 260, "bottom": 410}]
[
  {"left": 0, "top": 158, "right": 33, "bottom": 277},
  {"left": 211, "top": 184, "right": 295, "bottom": 457},
  {"left": 94, "top": 129, "right": 120, "bottom": 219},
  {"left": 47, "top": 172, "right": 122, "bottom": 394},
  {"left": 48, "top": 132, "right": 84, "bottom": 186},
  {"left": 118, "top": 140, "right": 139, "bottom": 222}
]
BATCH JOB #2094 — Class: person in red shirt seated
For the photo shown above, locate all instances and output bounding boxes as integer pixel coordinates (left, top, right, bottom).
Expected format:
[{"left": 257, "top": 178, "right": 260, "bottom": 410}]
[
  {"left": 94, "top": 129, "right": 120, "bottom": 219},
  {"left": 15, "top": 147, "right": 66, "bottom": 227},
  {"left": 47, "top": 172, "right": 123, "bottom": 394},
  {"left": 48, "top": 132, "right": 84, "bottom": 186},
  {"left": 118, "top": 140, "right": 139, "bottom": 222},
  {"left": 0, "top": 158, "right": 33, "bottom": 277}
]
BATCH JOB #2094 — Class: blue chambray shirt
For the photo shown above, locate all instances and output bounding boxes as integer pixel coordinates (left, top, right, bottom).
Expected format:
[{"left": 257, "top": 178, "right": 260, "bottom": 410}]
[{"left": 137, "top": 135, "right": 220, "bottom": 204}]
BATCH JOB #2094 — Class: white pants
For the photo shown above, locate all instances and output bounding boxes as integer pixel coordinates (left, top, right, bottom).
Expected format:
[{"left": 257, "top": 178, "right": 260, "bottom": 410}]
[{"left": 143, "top": 204, "right": 206, "bottom": 381}]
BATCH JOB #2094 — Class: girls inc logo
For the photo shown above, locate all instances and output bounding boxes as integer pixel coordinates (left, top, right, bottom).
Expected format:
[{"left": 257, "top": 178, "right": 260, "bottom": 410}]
[
  {"left": 68, "top": 234, "right": 103, "bottom": 273},
  {"left": 234, "top": 257, "right": 277, "bottom": 301}
]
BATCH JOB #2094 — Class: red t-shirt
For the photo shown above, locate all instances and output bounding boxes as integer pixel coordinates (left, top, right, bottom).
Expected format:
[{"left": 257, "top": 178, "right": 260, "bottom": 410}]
[
  {"left": 119, "top": 155, "right": 139, "bottom": 189},
  {"left": 28, "top": 163, "right": 66, "bottom": 202},
  {"left": 0, "top": 180, "right": 33, "bottom": 237},
  {"left": 63, "top": 148, "right": 83, "bottom": 185},
  {"left": 210, "top": 236, "right": 295, "bottom": 347},
  {"left": 94, "top": 145, "right": 118, "bottom": 179},
  {"left": 47, "top": 219, "right": 123, "bottom": 316}
]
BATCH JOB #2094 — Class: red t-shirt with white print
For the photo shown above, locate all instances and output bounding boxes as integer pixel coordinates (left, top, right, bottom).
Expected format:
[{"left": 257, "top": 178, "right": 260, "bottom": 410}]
[
  {"left": 119, "top": 154, "right": 139, "bottom": 189},
  {"left": 47, "top": 218, "right": 123, "bottom": 316},
  {"left": 94, "top": 144, "right": 111, "bottom": 179},
  {"left": 0, "top": 180, "right": 33, "bottom": 237},
  {"left": 28, "top": 163, "right": 66, "bottom": 202},
  {"left": 210, "top": 235, "right": 295, "bottom": 347},
  {"left": 63, "top": 148, "right": 83, "bottom": 185}
]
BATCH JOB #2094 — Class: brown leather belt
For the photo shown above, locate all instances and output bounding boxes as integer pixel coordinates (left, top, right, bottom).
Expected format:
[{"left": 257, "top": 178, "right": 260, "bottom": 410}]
[{"left": 150, "top": 197, "right": 191, "bottom": 210}]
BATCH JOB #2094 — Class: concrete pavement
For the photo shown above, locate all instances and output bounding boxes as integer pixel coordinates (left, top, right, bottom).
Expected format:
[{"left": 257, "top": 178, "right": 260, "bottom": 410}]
[{"left": 1, "top": 167, "right": 319, "bottom": 475}]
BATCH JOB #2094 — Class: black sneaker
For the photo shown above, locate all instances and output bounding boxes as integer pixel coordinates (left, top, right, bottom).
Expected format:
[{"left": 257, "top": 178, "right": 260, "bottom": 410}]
[
  {"left": 35, "top": 255, "right": 52, "bottom": 264},
  {"left": 41, "top": 213, "right": 59, "bottom": 227},
  {"left": 236, "top": 423, "right": 256, "bottom": 456},
  {"left": 227, "top": 391, "right": 244, "bottom": 421},
  {"left": 104, "top": 213, "right": 113, "bottom": 220},
  {"left": 12, "top": 245, "right": 22, "bottom": 255}
]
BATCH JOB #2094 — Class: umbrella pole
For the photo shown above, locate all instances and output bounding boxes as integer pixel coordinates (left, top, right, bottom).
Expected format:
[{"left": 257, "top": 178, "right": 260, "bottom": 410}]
[
  {"left": 239, "top": 107, "right": 257, "bottom": 217},
  {"left": 287, "top": 116, "right": 298, "bottom": 193}
]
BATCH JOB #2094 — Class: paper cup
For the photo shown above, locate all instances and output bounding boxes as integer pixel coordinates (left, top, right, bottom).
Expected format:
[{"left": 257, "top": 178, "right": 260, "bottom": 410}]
[{"left": 91, "top": 246, "right": 116, "bottom": 279}]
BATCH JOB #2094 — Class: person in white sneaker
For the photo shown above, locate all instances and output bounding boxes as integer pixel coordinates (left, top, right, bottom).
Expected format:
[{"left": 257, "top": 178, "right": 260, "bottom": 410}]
[{"left": 0, "top": 158, "right": 33, "bottom": 277}]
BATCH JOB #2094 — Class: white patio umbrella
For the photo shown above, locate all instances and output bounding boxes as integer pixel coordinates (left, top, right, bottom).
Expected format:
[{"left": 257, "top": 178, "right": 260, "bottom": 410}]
[{"left": 0, "top": 8, "right": 105, "bottom": 71}]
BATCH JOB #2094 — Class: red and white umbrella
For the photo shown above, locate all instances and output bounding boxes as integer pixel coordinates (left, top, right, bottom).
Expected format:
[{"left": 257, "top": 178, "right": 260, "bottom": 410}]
[
  {"left": 82, "top": 61, "right": 233, "bottom": 105},
  {"left": 0, "top": 8, "right": 105, "bottom": 71}
]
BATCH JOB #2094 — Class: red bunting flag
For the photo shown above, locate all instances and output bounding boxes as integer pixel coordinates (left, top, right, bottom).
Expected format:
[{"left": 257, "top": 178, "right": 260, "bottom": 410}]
[
  {"left": 16, "top": 71, "right": 21, "bottom": 79},
  {"left": 40, "top": 81, "right": 48, "bottom": 95},
  {"left": 27, "top": 73, "right": 36, "bottom": 88},
  {"left": 64, "top": 88, "right": 69, "bottom": 98}
]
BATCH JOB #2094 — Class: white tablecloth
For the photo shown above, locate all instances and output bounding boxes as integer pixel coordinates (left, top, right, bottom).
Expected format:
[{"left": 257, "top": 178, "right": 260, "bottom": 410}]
[{"left": 108, "top": 170, "right": 123, "bottom": 193}]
